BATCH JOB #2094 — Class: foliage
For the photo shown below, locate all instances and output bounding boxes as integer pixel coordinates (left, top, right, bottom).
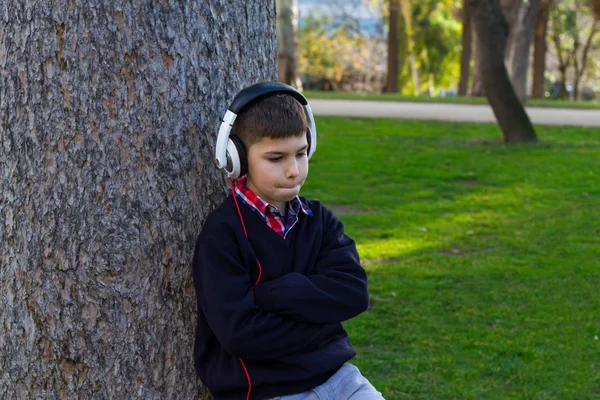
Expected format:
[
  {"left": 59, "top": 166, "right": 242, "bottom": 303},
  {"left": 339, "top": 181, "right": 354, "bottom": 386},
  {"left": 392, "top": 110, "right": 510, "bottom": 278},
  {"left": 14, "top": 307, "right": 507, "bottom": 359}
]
[
  {"left": 412, "top": 1, "right": 462, "bottom": 93},
  {"left": 543, "top": 0, "right": 599, "bottom": 99},
  {"left": 298, "top": 12, "right": 385, "bottom": 91},
  {"left": 302, "top": 116, "right": 600, "bottom": 399}
]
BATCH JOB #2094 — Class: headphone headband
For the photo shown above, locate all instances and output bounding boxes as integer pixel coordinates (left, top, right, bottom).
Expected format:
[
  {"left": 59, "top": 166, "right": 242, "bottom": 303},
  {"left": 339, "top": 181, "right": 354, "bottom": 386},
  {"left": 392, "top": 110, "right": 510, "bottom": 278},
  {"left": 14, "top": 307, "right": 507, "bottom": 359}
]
[
  {"left": 229, "top": 81, "right": 308, "bottom": 113},
  {"left": 215, "top": 82, "right": 317, "bottom": 177}
]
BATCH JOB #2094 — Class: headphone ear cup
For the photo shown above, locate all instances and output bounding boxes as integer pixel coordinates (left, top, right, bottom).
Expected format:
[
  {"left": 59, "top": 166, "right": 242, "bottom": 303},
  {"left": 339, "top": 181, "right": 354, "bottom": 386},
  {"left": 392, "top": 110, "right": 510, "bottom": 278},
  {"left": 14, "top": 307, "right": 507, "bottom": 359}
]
[{"left": 229, "top": 135, "right": 248, "bottom": 178}]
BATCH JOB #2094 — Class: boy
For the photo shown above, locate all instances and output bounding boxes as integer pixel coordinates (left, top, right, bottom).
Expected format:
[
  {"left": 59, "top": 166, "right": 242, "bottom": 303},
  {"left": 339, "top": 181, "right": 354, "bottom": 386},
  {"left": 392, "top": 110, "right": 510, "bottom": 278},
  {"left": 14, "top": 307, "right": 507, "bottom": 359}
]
[{"left": 192, "top": 83, "right": 383, "bottom": 400}]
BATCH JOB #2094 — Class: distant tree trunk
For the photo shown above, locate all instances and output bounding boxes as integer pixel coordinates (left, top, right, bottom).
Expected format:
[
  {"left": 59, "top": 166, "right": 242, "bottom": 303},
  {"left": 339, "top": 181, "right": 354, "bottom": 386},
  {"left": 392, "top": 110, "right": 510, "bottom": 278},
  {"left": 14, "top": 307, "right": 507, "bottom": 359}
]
[
  {"left": 595, "top": 0, "right": 600, "bottom": 19},
  {"left": 399, "top": 0, "right": 420, "bottom": 94},
  {"left": 506, "top": 0, "right": 541, "bottom": 102},
  {"left": 500, "top": 0, "right": 522, "bottom": 64},
  {"left": 470, "top": 0, "right": 538, "bottom": 142},
  {"left": 550, "top": 4, "right": 572, "bottom": 100},
  {"left": 0, "top": 1, "right": 277, "bottom": 398},
  {"left": 459, "top": 0, "right": 473, "bottom": 96},
  {"left": 386, "top": 0, "right": 401, "bottom": 93},
  {"left": 470, "top": 21, "right": 486, "bottom": 96},
  {"left": 532, "top": 0, "right": 551, "bottom": 99},
  {"left": 572, "top": 20, "right": 599, "bottom": 100},
  {"left": 277, "top": 0, "right": 302, "bottom": 89}
]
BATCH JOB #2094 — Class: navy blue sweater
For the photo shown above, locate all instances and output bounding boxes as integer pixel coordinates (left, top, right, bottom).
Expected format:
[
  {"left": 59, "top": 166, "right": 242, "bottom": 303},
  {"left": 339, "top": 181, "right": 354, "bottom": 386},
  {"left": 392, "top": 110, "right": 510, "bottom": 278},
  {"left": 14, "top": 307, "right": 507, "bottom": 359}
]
[{"left": 192, "top": 195, "right": 369, "bottom": 400}]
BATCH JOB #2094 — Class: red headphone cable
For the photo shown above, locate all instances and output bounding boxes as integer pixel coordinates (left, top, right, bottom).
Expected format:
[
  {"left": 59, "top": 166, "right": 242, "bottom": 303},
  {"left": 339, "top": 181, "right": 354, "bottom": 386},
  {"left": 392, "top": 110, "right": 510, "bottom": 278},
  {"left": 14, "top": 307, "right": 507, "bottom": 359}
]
[{"left": 229, "top": 178, "right": 263, "bottom": 400}]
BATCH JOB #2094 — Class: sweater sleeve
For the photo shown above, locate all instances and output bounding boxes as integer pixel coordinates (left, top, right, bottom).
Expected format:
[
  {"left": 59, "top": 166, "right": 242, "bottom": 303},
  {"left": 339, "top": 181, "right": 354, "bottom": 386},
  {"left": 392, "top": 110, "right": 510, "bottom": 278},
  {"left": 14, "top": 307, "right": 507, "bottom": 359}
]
[
  {"left": 193, "top": 235, "right": 324, "bottom": 360},
  {"left": 253, "top": 207, "right": 370, "bottom": 324}
]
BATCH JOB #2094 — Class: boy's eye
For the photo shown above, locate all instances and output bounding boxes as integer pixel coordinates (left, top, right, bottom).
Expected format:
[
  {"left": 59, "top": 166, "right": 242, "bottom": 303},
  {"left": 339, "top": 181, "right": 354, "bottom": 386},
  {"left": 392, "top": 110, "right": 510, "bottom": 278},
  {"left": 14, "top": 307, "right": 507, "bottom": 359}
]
[
  {"left": 269, "top": 157, "right": 283, "bottom": 162},
  {"left": 296, "top": 152, "right": 307, "bottom": 158}
]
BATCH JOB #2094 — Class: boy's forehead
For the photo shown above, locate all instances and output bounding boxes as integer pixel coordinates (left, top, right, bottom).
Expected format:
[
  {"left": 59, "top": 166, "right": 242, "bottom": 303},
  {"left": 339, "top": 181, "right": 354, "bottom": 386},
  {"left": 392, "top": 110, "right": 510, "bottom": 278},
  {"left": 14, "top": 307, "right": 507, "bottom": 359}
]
[{"left": 254, "top": 135, "right": 307, "bottom": 150}]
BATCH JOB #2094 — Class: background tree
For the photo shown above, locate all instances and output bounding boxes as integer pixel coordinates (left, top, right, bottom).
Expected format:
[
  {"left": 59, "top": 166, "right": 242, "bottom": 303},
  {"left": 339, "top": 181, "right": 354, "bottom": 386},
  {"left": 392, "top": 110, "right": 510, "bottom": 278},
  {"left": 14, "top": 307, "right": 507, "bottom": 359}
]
[
  {"left": 277, "top": 0, "right": 303, "bottom": 89},
  {"left": 505, "top": 0, "right": 542, "bottom": 101},
  {"left": 0, "top": 1, "right": 276, "bottom": 398},
  {"left": 469, "top": 0, "right": 538, "bottom": 142},
  {"left": 298, "top": 12, "right": 385, "bottom": 92},
  {"left": 550, "top": 0, "right": 599, "bottom": 100},
  {"left": 458, "top": 0, "right": 473, "bottom": 96},
  {"left": 532, "top": 0, "right": 552, "bottom": 99},
  {"left": 470, "top": 31, "right": 486, "bottom": 95},
  {"left": 386, "top": 0, "right": 401, "bottom": 92}
]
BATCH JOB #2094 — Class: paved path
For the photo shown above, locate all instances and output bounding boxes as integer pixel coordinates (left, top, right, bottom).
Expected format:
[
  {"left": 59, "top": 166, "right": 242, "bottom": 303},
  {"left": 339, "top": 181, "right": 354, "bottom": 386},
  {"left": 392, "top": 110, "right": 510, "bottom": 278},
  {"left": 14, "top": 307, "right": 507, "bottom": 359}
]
[{"left": 309, "top": 99, "right": 600, "bottom": 127}]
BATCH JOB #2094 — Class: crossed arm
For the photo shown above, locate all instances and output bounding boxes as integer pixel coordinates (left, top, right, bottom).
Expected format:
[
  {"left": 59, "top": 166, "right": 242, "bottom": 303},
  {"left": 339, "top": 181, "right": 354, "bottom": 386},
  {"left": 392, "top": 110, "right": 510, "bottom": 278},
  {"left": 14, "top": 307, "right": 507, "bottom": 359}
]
[
  {"left": 253, "top": 212, "right": 370, "bottom": 325},
  {"left": 194, "top": 209, "right": 369, "bottom": 360},
  {"left": 194, "top": 238, "right": 324, "bottom": 360}
]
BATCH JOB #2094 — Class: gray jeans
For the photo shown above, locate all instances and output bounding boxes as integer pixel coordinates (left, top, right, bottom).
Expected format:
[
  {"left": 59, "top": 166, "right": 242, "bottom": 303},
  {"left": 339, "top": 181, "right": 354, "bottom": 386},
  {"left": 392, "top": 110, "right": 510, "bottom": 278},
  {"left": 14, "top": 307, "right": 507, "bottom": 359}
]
[{"left": 269, "top": 363, "right": 385, "bottom": 400}]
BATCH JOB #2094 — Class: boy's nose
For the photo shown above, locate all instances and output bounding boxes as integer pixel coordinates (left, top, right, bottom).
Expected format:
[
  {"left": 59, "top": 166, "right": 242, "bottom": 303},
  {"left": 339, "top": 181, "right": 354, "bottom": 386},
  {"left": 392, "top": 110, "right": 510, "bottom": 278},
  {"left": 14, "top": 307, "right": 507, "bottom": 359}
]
[{"left": 286, "top": 160, "right": 299, "bottom": 179}]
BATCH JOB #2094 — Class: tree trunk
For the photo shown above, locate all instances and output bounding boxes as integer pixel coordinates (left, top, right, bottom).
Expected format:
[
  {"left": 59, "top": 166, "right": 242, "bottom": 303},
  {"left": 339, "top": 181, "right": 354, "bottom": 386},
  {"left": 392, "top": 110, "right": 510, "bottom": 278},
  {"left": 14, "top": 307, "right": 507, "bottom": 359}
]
[
  {"left": 386, "top": 0, "right": 401, "bottom": 93},
  {"left": 459, "top": 0, "right": 473, "bottom": 96},
  {"left": 0, "top": 1, "right": 277, "bottom": 398},
  {"left": 277, "top": 0, "right": 302, "bottom": 89},
  {"left": 506, "top": 0, "right": 541, "bottom": 102},
  {"left": 532, "top": 0, "right": 550, "bottom": 99},
  {"left": 550, "top": 5, "right": 571, "bottom": 101},
  {"left": 572, "top": 20, "right": 599, "bottom": 100},
  {"left": 558, "top": 66, "right": 569, "bottom": 100},
  {"left": 470, "top": 24, "right": 485, "bottom": 96},
  {"left": 470, "top": 0, "right": 538, "bottom": 142},
  {"left": 595, "top": 0, "right": 600, "bottom": 20},
  {"left": 399, "top": 0, "right": 420, "bottom": 94},
  {"left": 500, "top": 0, "right": 522, "bottom": 64}
]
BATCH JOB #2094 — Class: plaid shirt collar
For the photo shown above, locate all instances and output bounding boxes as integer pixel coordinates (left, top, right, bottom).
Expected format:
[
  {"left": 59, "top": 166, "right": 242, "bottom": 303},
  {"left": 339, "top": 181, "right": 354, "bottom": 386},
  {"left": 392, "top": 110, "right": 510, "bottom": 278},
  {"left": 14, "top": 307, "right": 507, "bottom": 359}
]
[{"left": 234, "top": 176, "right": 313, "bottom": 238}]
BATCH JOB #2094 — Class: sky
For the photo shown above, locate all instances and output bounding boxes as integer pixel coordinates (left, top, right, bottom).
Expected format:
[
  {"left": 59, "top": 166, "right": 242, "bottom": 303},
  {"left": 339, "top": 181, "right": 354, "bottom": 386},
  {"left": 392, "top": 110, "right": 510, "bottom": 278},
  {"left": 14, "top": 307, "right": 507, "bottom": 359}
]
[{"left": 297, "top": 0, "right": 384, "bottom": 36}]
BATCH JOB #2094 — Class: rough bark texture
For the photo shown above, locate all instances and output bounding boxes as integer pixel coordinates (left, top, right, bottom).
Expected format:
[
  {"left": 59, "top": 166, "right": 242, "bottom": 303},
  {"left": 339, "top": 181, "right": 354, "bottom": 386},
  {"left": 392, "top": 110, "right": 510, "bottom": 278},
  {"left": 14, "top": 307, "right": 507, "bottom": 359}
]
[
  {"left": 276, "top": 0, "right": 302, "bottom": 89},
  {"left": 506, "top": 0, "right": 541, "bottom": 102},
  {"left": 531, "top": 0, "right": 550, "bottom": 99},
  {"left": 386, "top": 0, "right": 400, "bottom": 93},
  {"left": 0, "top": 1, "right": 277, "bottom": 398},
  {"left": 470, "top": 0, "right": 537, "bottom": 142},
  {"left": 458, "top": 0, "right": 472, "bottom": 96}
]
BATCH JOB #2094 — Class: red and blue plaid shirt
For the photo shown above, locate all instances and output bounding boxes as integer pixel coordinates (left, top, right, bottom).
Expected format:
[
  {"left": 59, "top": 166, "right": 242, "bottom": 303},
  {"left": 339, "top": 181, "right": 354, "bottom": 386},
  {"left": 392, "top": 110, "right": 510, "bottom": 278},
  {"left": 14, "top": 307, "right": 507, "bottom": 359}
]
[{"left": 234, "top": 176, "right": 313, "bottom": 238}]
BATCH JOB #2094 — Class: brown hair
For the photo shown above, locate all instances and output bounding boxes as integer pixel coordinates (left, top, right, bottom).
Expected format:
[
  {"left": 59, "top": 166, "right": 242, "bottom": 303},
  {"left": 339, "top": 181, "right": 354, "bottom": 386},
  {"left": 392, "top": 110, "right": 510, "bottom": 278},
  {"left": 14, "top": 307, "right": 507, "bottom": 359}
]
[{"left": 231, "top": 93, "right": 307, "bottom": 149}]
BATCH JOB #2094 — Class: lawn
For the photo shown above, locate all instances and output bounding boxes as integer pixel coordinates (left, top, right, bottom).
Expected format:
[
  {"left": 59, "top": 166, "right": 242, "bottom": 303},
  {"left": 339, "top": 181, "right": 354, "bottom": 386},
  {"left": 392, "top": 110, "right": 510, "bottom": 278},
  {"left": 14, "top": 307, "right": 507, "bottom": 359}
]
[
  {"left": 304, "top": 90, "right": 600, "bottom": 110},
  {"left": 300, "top": 117, "right": 600, "bottom": 399}
]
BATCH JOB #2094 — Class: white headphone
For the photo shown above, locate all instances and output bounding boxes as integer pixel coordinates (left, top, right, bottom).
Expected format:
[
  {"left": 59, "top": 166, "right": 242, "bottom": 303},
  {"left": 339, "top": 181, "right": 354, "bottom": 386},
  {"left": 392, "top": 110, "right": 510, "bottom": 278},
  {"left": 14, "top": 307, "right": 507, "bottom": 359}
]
[{"left": 215, "top": 82, "right": 317, "bottom": 179}]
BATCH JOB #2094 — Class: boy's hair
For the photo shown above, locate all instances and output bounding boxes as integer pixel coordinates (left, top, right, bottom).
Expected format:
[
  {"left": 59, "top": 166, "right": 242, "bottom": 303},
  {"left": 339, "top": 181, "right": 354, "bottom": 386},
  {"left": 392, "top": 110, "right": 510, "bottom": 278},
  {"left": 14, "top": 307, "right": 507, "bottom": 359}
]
[{"left": 232, "top": 93, "right": 308, "bottom": 149}]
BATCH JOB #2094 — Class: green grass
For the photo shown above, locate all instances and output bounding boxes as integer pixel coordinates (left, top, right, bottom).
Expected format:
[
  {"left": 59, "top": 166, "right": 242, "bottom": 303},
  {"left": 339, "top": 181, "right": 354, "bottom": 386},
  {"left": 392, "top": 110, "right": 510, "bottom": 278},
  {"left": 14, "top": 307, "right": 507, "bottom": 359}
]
[
  {"left": 300, "top": 117, "right": 600, "bottom": 399},
  {"left": 304, "top": 90, "right": 600, "bottom": 110}
]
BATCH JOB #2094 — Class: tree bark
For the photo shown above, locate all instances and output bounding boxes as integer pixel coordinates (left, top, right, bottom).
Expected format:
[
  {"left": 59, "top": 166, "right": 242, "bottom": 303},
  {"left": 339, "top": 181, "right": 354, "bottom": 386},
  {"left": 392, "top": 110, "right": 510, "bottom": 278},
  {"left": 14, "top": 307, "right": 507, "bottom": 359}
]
[
  {"left": 506, "top": 0, "right": 542, "bottom": 102},
  {"left": 500, "top": 0, "right": 522, "bottom": 64},
  {"left": 459, "top": 0, "right": 473, "bottom": 96},
  {"left": 0, "top": 1, "right": 277, "bottom": 398},
  {"left": 470, "top": 0, "right": 538, "bottom": 142},
  {"left": 470, "top": 22, "right": 485, "bottom": 96},
  {"left": 532, "top": 0, "right": 551, "bottom": 99},
  {"left": 386, "top": 0, "right": 400, "bottom": 93},
  {"left": 277, "top": 0, "right": 302, "bottom": 89}
]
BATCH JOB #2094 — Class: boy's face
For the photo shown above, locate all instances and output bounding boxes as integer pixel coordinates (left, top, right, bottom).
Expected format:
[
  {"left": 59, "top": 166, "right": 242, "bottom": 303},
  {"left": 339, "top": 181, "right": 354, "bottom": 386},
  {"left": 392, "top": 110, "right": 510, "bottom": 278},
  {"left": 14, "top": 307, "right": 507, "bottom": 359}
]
[{"left": 246, "top": 134, "right": 309, "bottom": 211}]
